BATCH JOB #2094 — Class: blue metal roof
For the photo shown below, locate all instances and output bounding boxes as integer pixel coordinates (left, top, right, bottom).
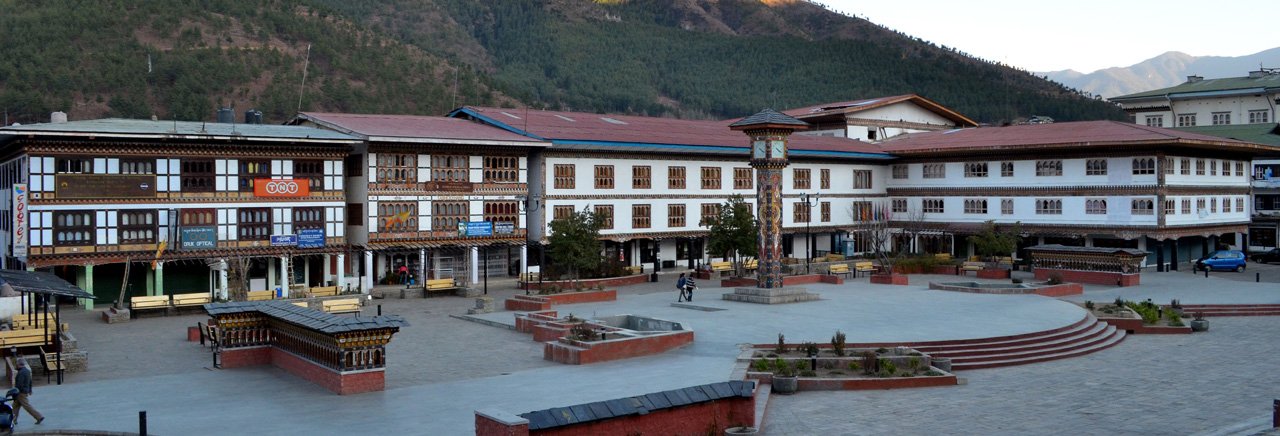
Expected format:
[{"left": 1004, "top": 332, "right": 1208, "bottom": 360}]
[{"left": 1, "top": 118, "right": 358, "bottom": 143}]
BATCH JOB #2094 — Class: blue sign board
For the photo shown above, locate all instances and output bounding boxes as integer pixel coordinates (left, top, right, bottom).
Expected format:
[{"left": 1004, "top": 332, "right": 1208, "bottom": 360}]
[
  {"left": 459, "top": 221, "right": 493, "bottom": 237},
  {"left": 494, "top": 221, "right": 515, "bottom": 235},
  {"left": 180, "top": 226, "right": 217, "bottom": 249},
  {"left": 270, "top": 234, "right": 298, "bottom": 246},
  {"left": 297, "top": 228, "right": 325, "bottom": 249}
]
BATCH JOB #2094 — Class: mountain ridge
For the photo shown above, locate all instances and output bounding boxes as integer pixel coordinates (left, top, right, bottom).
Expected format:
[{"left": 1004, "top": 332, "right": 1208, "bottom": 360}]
[{"left": 1043, "top": 48, "right": 1280, "bottom": 98}]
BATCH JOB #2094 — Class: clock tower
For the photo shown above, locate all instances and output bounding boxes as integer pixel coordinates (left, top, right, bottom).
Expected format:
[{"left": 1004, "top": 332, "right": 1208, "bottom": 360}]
[{"left": 730, "top": 109, "right": 808, "bottom": 289}]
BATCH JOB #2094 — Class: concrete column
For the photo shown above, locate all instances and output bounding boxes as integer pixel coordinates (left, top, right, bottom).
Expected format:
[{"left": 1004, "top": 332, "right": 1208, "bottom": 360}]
[
  {"left": 154, "top": 263, "right": 165, "bottom": 297},
  {"left": 145, "top": 265, "right": 155, "bottom": 296},
  {"left": 362, "top": 250, "right": 374, "bottom": 293},
  {"left": 1137, "top": 238, "right": 1147, "bottom": 267},
  {"left": 280, "top": 256, "right": 290, "bottom": 298},
  {"left": 470, "top": 246, "right": 480, "bottom": 284},
  {"left": 519, "top": 245, "right": 528, "bottom": 278},
  {"left": 419, "top": 248, "right": 427, "bottom": 283},
  {"left": 83, "top": 265, "right": 94, "bottom": 310},
  {"left": 1084, "top": 237, "right": 1094, "bottom": 248},
  {"left": 218, "top": 262, "right": 229, "bottom": 300},
  {"left": 336, "top": 253, "right": 347, "bottom": 292},
  {"left": 323, "top": 254, "right": 332, "bottom": 286},
  {"left": 267, "top": 258, "right": 277, "bottom": 293}
]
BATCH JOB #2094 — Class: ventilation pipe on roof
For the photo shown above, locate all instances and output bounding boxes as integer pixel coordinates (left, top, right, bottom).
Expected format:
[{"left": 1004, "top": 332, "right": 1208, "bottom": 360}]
[
  {"left": 50, "top": 111, "right": 67, "bottom": 123},
  {"left": 1186, "top": 75, "right": 1203, "bottom": 83},
  {"left": 216, "top": 107, "right": 234, "bottom": 123}
]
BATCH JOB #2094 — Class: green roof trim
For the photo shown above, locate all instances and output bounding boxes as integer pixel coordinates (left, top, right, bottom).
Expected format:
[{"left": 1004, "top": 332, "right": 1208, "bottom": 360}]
[
  {"left": 1174, "top": 123, "right": 1280, "bottom": 147},
  {"left": 1112, "top": 73, "right": 1280, "bottom": 101}
]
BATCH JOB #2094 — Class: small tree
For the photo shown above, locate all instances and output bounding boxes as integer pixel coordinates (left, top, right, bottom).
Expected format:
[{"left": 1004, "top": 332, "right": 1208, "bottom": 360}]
[
  {"left": 966, "top": 220, "right": 1021, "bottom": 265},
  {"left": 548, "top": 209, "right": 605, "bottom": 281},
  {"left": 701, "top": 194, "right": 758, "bottom": 275},
  {"left": 226, "top": 256, "right": 253, "bottom": 301}
]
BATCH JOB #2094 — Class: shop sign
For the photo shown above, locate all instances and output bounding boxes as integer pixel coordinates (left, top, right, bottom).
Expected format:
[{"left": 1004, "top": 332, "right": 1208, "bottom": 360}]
[
  {"left": 270, "top": 234, "right": 298, "bottom": 246},
  {"left": 55, "top": 174, "right": 156, "bottom": 198},
  {"left": 458, "top": 221, "right": 493, "bottom": 237},
  {"left": 179, "top": 226, "right": 217, "bottom": 249},
  {"left": 297, "top": 228, "right": 325, "bottom": 249},
  {"left": 254, "top": 179, "right": 311, "bottom": 197}
]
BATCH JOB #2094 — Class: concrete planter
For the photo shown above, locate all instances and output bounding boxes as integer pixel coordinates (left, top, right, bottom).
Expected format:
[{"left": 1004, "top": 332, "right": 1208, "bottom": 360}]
[
  {"left": 870, "top": 274, "right": 908, "bottom": 285},
  {"left": 725, "top": 426, "right": 760, "bottom": 435},
  {"left": 1190, "top": 319, "right": 1209, "bottom": 332},
  {"left": 772, "top": 375, "right": 798, "bottom": 394}
]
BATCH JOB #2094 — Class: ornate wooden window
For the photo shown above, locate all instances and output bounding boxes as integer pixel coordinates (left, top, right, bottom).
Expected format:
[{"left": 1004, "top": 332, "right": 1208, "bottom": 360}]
[
  {"left": 56, "top": 157, "right": 92, "bottom": 174},
  {"left": 1195, "top": 159, "right": 1205, "bottom": 175},
  {"left": 891, "top": 198, "right": 907, "bottom": 213},
  {"left": 1211, "top": 112, "right": 1230, "bottom": 125},
  {"left": 668, "top": 166, "right": 686, "bottom": 189},
  {"left": 701, "top": 167, "right": 721, "bottom": 189},
  {"left": 377, "top": 154, "right": 416, "bottom": 185},
  {"left": 484, "top": 201, "right": 519, "bottom": 226},
  {"left": 851, "top": 201, "right": 873, "bottom": 221},
  {"left": 1179, "top": 158, "right": 1190, "bottom": 175},
  {"left": 922, "top": 164, "right": 945, "bottom": 179},
  {"left": 1209, "top": 160, "right": 1217, "bottom": 176},
  {"left": 632, "top": 165, "right": 651, "bottom": 189},
  {"left": 1177, "top": 113, "right": 1196, "bottom": 127},
  {"left": 891, "top": 165, "right": 908, "bottom": 179},
  {"left": 1132, "top": 158, "right": 1155, "bottom": 175},
  {"left": 181, "top": 160, "right": 215, "bottom": 192},
  {"left": 1196, "top": 198, "right": 1207, "bottom": 213},
  {"left": 554, "top": 164, "right": 575, "bottom": 189},
  {"left": 53, "top": 211, "right": 93, "bottom": 246},
  {"left": 553, "top": 205, "right": 574, "bottom": 221},
  {"left": 964, "top": 162, "right": 988, "bottom": 177},
  {"left": 1222, "top": 197, "right": 1231, "bottom": 213},
  {"left": 793, "top": 168, "right": 811, "bottom": 190},
  {"left": 1162, "top": 157, "right": 1175, "bottom": 175},
  {"left": 820, "top": 169, "right": 831, "bottom": 189},
  {"left": 120, "top": 159, "right": 154, "bottom": 175},
  {"left": 119, "top": 209, "right": 157, "bottom": 244},
  {"left": 700, "top": 203, "right": 720, "bottom": 225},
  {"left": 1222, "top": 160, "right": 1231, "bottom": 178},
  {"left": 632, "top": 204, "right": 651, "bottom": 229},
  {"left": 377, "top": 202, "right": 418, "bottom": 233},
  {"left": 1181, "top": 198, "right": 1191, "bottom": 214},
  {"left": 1163, "top": 199, "right": 1176, "bottom": 215},
  {"left": 852, "top": 170, "right": 873, "bottom": 189},
  {"left": 483, "top": 156, "right": 519, "bottom": 183},
  {"left": 734, "top": 167, "right": 753, "bottom": 190},
  {"left": 963, "top": 199, "right": 987, "bottom": 214},
  {"left": 1035, "top": 199, "right": 1062, "bottom": 215},
  {"left": 180, "top": 208, "right": 215, "bottom": 226},
  {"left": 594, "top": 165, "right": 615, "bottom": 189},
  {"left": 1001, "top": 162, "right": 1014, "bottom": 177},
  {"left": 1235, "top": 161, "right": 1245, "bottom": 177},
  {"left": 1085, "top": 199, "right": 1107, "bottom": 215},
  {"left": 239, "top": 160, "right": 269, "bottom": 191},
  {"left": 1001, "top": 199, "right": 1013, "bottom": 215},
  {"left": 922, "top": 198, "right": 944, "bottom": 213},
  {"left": 293, "top": 207, "right": 324, "bottom": 231},
  {"left": 237, "top": 208, "right": 271, "bottom": 240},
  {"left": 294, "top": 160, "right": 324, "bottom": 191},
  {"left": 821, "top": 201, "right": 831, "bottom": 222},
  {"left": 1035, "top": 160, "right": 1062, "bottom": 176},
  {"left": 793, "top": 202, "right": 811, "bottom": 223},
  {"left": 668, "top": 204, "right": 686, "bottom": 228},
  {"left": 432, "top": 155, "right": 468, "bottom": 182},
  {"left": 1086, "top": 159, "right": 1107, "bottom": 176},
  {"left": 594, "top": 205, "right": 614, "bottom": 229},
  {"left": 1236, "top": 197, "right": 1245, "bottom": 212},
  {"left": 431, "top": 201, "right": 465, "bottom": 233},
  {"left": 1131, "top": 199, "right": 1154, "bottom": 215}
]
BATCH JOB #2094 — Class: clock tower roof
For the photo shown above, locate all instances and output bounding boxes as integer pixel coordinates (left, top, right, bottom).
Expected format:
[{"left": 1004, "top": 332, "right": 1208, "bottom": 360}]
[{"left": 729, "top": 108, "right": 809, "bottom": 131}]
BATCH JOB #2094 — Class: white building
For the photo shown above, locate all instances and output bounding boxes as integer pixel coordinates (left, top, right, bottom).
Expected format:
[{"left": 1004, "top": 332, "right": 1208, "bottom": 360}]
[{"left": 783, "top": 94, "right": 977, "bottom": 141}]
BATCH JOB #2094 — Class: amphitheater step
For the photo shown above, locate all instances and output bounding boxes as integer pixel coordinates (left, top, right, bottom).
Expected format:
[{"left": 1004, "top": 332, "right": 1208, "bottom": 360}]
[
  {"left": 921, "top": 322, "right": 1110, "bottom": 358},
  {"left": 951, "top": 327, "right": 1126, "bottom": 370},
  {"left": 940, "top": 324, "right": 1117, "bottom": 365},
  {"left": 914, "top": 315, "right": 1099, "bottom": 353}
]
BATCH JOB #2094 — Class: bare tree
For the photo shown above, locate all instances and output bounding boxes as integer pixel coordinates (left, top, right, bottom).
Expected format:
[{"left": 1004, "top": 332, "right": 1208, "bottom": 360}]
[
  {"left": 226, "top": 257, "right": 253, "bottom": 301},
  {"left": 847, "top": 200, "right": 937, "bottom": 274}
]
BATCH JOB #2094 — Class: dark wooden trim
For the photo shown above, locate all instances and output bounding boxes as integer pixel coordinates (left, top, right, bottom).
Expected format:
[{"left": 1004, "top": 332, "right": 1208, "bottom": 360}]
[{"left": 886, "top": 185, "right": 1249, "bottom": 197}]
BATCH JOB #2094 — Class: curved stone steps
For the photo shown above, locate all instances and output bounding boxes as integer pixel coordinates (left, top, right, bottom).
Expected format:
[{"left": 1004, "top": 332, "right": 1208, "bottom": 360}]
[
  {"left": 941, "top": 324, "right": 1118, "bottom": 365},
  {"left": 951, "top": 327, "right": 1125, "bottom": 370},
  {"left": 919, "top": 321, "right": 1110, "bottom": 358},
  {"left": 912, "top": 315, "right": 1101, "bottom": 353}
]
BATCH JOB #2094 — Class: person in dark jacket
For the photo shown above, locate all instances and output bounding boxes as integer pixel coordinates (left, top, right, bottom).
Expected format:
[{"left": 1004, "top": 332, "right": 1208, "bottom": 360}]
[
  {"left": 675, "top": 273, "right": 687, "bottom": 302},
  {"left": 13, "top": 359, "right": 43, "bottom": 425},
  {"left": 682, "top": 276, "right": 696, "bottom": 302}
]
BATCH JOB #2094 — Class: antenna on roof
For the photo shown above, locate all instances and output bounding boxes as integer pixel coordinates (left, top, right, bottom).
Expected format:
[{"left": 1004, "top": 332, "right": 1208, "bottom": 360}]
[
  {"left": 451, "top": 68, "right": 460, "bottom": 110},
  {"left": 296, "top": 44, "right": 312, "bottom": 114}
]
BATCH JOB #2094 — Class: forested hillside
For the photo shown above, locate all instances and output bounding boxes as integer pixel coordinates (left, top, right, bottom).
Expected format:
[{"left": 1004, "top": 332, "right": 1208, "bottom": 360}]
[{"left": 0, "top": 0, "right": 1123, "bottom": 125}]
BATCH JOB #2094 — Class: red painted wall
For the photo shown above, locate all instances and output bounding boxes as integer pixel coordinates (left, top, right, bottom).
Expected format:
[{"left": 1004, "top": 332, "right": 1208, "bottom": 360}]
[
  {"left": 475, "top": 394, "right": 755, "bottom": 436},
  {"left": 1035, "top": 269, "right": 1140, "bottom": 286},
  {"left": 219, "top": 346, "right": 385, "bottom": 395},
  {"left": 544, "top": 331, "right": 694, "bottom": 364},
  {"left": 522, "top": 275, "right": 647, "bottom": 291},
  {"left": 220, "top": 346, "right": 271, "bottom": 368}
]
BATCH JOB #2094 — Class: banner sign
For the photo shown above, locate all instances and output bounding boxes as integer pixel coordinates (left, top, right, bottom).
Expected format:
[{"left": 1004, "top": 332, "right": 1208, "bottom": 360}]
[
  {"left": 424, "top": 181, "right": 474, "bottom": 192},
  {"left": 494, "top": 221, "right": 515, "bottom": 235},
  {"left": 458, "top": 221, "right": 493, "bottom": 237},
  {"left": 179, "top": 226, "right": 217, "bottom": 249},
  {"left": 270, "top": 234, "right": 298, "bottom": 246},
  {"left": 297, "top": 228, "right": 325, "bottom": 249},
  {"left": 54, "top": 174, "right": 156, "bottom": 198},
  {"left": 253, "top": 179, "right": 311, "bottom": 197},
  {"left": 12, "top": 184, "right": 27, "bottom": 258}
]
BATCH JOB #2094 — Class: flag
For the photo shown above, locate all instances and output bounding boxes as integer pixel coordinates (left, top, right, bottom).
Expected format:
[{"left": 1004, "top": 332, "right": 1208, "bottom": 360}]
[{"left": 152, "top": 238, "right": 167, "bottom": 269}]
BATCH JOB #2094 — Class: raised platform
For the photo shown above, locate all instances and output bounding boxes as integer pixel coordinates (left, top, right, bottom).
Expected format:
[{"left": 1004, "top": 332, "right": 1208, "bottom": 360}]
[
  {"left": 722, "top": 287, "right": 820, "bottom": 304},
  {"left": 929, "top": 281, "right": 1083, "bottom": 297}
]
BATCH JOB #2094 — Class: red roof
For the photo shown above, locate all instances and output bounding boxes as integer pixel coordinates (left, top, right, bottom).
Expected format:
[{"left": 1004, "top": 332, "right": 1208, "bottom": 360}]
[
  {"left": 459, "top": 106, "right": 886, "bottom": 155},
  {"left": 296, "top": 112, "right": 546, "bottom": 144},
  {"left": 879, "top": 120, "right": 1264, "bottom": 154},
  {"left": 781, "top": 94, "right": 978, "bottom": 127}
]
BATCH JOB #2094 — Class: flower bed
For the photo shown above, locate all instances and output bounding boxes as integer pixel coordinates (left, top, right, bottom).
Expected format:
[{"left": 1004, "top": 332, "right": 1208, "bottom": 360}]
[
  {"left": 1083, "top": 300, "right": 1191, "bottom": 334},
  {"left": 739, "top": 345, "right": 956, "bottom": 391},
  {"left": 543, "top": 315, "right": 693, "bottom": 364},
  {"left": 504, "top": 289, "right": 617, "bottom": 311}
]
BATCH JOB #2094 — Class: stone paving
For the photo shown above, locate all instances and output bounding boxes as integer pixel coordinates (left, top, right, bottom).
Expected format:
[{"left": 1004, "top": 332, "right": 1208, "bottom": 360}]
[{"left": 13, "top": 269, "right": 1280, "bottom": 435}]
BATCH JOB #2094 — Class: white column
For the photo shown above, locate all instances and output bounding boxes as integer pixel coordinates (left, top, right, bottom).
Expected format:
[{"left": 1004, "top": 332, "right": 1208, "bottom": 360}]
[
  {"left": 419, "top": 248, "right": 427, "bottom": 282},
  {"left": 470, "top": 246, "right": 480, "bottom": 284},
  {"left": 336, "top": 253, "right": 347, "bottom": 293},
  {"left": 323, "top": 254, "right": 333, "bottom": 286},
  {"left": 218, "top": 266, "right": 229, "bottom": 300},
  {"left": 1137, "top": 238, "right": 1148, "bottom": 267},
  {"left": 279, "top": 256, "right": 290, "bottom": 298},
  {"left": 267, "top": 259, "right": 277, "bottom": 293},
  {"left": 303, "top": 256, "right": 312, "bottom": 287},
  {"left": 520, "top": 245, "right": 528, "bottom": 277},
  {"left": 363, "top": 250, "right": 374, "bottom": 293}
]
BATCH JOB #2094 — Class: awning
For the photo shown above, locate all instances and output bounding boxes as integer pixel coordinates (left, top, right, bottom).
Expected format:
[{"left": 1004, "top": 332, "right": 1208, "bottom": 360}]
[{"left": 0, "top": 270, "right": 95, "bottom": 299}]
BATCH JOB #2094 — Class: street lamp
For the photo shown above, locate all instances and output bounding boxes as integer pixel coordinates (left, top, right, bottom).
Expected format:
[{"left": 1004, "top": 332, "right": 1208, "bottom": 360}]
[
  {"left": 800, "top": 193, "right": 820, "bottom": 274},
  {"left": 517, "top": 194, "right": 541, "bottom": 295}
]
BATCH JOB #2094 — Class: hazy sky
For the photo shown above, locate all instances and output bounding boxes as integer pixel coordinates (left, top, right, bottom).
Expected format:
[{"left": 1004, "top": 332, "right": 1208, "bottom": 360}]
[{"left": 821, "top": 0, "right": 1280, "bottom": 73}]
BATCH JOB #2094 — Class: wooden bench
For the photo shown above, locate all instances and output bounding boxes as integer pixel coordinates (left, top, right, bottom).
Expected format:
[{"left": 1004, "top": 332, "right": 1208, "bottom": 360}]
[
  {"left": 0, "top": 329, "right": 53, "bottom": 348},
  {"left": 997, "top": 256, "right": 1014, "bottom": 269},
  {"left": 742, "top": 259, "right": 758, "bottom": 271},
  {"left": 39, "top": 346, "right": 64, "bottom": 383},
  {"left": 824, "top": 253, "right": 845, "bottom": 262},
  {"left": 935, "top": 253, "right": 953, "bottom": 262},
  {"left": 129, "top": 295, "right": 171, "bottom": 312},
  {"left": 309, "top": 286, "right": 340, "bottom": 297},
  {"left": 172, "top": 292, "right": 212, "bottom": 308},
  {"left": 828, "top": 263, "right": 851, "bottom": 278},
  {"left": 12, "top": 320, "right": 69, "bottom": 332},
  {"left": 519, "top": 272, "right": 540, "bottom": 283},
  {"left": 292, "top": 302, "right": 310, "bottom": 308},
  {"left": 854, "top": 261, "right": 878, "bottom": 277},
  {"left": 247, "top": 290, "right": 275, "bottom": 301},
  {"left": 425, "top": 278, "right": 459, "bottom": 296},
  {"left": 961, "top": 261, "right": 985, "bottom": 276},
  {"left": 624, "top": 265, "right": 644, "bottom": 275},
  {"left": 322, "top": 298, "right": 361, "bottom": 314},
  {"left": 709, "top": 261, "right": 733, "bottom": 277}
]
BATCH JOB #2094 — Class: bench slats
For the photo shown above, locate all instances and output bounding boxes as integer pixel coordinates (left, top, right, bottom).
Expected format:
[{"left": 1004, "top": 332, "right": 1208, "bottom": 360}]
[
  {"left": 322, "top": 298, "right": 361, "bottom": 314},
  {"left": 309, "top": 286, "right": 340, "bottom": 297},
  {"left": 247, "top": 290, "right": 275, "bottom": 301},
  {"left": 172, "top": 293, "right": 211, "bottom": 307}
]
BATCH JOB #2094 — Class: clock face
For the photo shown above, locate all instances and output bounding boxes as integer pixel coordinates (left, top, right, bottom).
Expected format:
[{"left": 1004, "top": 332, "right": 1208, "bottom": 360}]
[
  {"left": 770, "top": 140, "right": 786, "bottom": 159},
  {"left": 753, "top": 140, "right": 767, "bottom": 159}
]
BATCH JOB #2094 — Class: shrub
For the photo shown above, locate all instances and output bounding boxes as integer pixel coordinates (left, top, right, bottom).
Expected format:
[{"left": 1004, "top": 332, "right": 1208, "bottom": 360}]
[
  {"left": 752, "top": 359, "right": 771, "bottom": 372},
  {"left": 907, "top": 357, "right": 921, "bottom": 371},
  {"left": 861, "top": 351, "right": 878, "bottom": 375},
  {"left": 1084, "top": 300, "right": 1094, "bottom": 310},
  {"left": 900, "top": 372, "right": 915, "bottom": 378},
  {"left": 1113, "top": 297, "right": 1125, "bottom": 308},
  {"left": 569, "top": 322, "right": 598, "bottom": 341},
  {"left": 848, "top": 361, "right": 861, "bottom": 372},
  {"left": 828, "top": 370, "right": 844, "bottom": 376},
  {"left": 775, "top": 333, "right": 788, "bottom": 354},
  {"left": 802, "top": 341, "right": 820, "bottom": 357},
  {"left": 831, "top": 330, "right": 847, "bottom": 357},
  {"left": 1170, "top": 298, "right": 1182, "bottom": 309},
  {"left": 925, "top": 370, "right": 944, "bottom": 376},
  {"left": 1124, "top": 301, "right": 1160, "bottom": 324},
  {"left": 1166, "top": 311, "right": 1185, "bottom": 327},
  {"left": 879, "top": 358, "right": 896, "bottom": 376},
  {"left": 799, "top": 370, "right": 817, "bottom": 377},
  {"left": 773, "top": 359, "right": 795, "bottom": 377}
]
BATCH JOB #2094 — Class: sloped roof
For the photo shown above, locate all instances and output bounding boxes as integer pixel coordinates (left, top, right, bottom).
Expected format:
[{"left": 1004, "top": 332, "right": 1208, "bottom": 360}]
[
  {"left": 879, "top": 120, "right": 1278, "bottom": 155},
  {"left": 0, "top": 270, "right": 94, "bottom": 299},
  {"left": 519, "top": 380, "right": 755, "bottom": 430},
  {"left": 451, "top": 106, "right": 890, "bottom": 159},
  {"left": 0, "top": 118, "right": 357, "bottom": 143},
  {"left": 729, "top": 108, "right": 808, "bottom": 128},
  {"left": 294, "top": 112, "right": 550, "bottom": 147},
  {"left": 1175, "top": 123, "right": 1280, "bottom": 147},
  {"left": 204, "top": 301, "right": 408, "bottom": 334},
  {"left": 781, "top": 94, "right": 978, "bottom": 127},
  {"left": 1111, "top": 72, "right": 1280, "bottom": 101}
]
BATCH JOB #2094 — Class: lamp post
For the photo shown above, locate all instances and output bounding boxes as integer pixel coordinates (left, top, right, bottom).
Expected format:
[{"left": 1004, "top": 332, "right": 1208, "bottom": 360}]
[
  {"left": 518, "top": 194, "right": 540, "bottom": 295},
  {"left": 800, "top": 193, "right": 819, "bottom": 274}
]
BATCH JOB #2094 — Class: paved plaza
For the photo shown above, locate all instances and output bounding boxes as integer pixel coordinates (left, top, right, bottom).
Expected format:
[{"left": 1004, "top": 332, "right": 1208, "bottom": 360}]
[{"left": 16, "top": 267, "right": 1280, "bottom": 435}]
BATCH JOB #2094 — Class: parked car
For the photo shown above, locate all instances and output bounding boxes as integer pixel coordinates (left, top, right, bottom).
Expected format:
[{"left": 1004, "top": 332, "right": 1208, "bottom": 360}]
[
  {"left": 1194, "top": 250, "right": 1247, "bottom": 272},
  {"left": 1250, "top": 248, "right": 1280, "bottom": 264}
]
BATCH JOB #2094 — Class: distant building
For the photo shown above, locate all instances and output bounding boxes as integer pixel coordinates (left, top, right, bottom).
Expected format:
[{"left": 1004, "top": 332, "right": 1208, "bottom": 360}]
[{"left": 782, "top": 94, "right": 977, "bottom": 141}]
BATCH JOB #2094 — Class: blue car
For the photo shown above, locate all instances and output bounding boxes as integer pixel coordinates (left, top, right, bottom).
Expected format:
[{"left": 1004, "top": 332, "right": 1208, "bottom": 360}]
[{"left": 1195, "top": 250, "right": 1247, "bottom": 272}]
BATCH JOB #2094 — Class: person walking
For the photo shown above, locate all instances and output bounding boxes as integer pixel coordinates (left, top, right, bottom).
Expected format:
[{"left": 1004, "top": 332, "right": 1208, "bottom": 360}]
[
  {"left": 675, "top": 273, "right": 687, "bottom": 302},
  {"left": 13, "top": 359, "right": 43, "bottom": 425},
  {"left": 683, "top": 276, "right": 697, "bottom": 302}
]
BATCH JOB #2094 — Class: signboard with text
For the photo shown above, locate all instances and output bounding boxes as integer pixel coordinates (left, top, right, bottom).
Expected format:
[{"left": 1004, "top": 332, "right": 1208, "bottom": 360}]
[
  {"left": 297, "top": 228, "right": 325, "bottom": 249},
  {"left": 253, "top": 179, "right": 311, "bottom": 197},
  {"left": 458, "top": 221, "right": 493, "bottom": 237},
  {"left": 55, "top": 174, "right": 156, "bottom": 199},
  {"left": 270, "top": 234, "right": 299, "bottom": 246},
  {"left": 494, "top": 222, "right": 515, "bottom": 235},
  {"left": 179, "top": 226, "right": 217, "bottom": 250},
  {"left": 12, "top": 184, "right": 27, "bottom": 258}
]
